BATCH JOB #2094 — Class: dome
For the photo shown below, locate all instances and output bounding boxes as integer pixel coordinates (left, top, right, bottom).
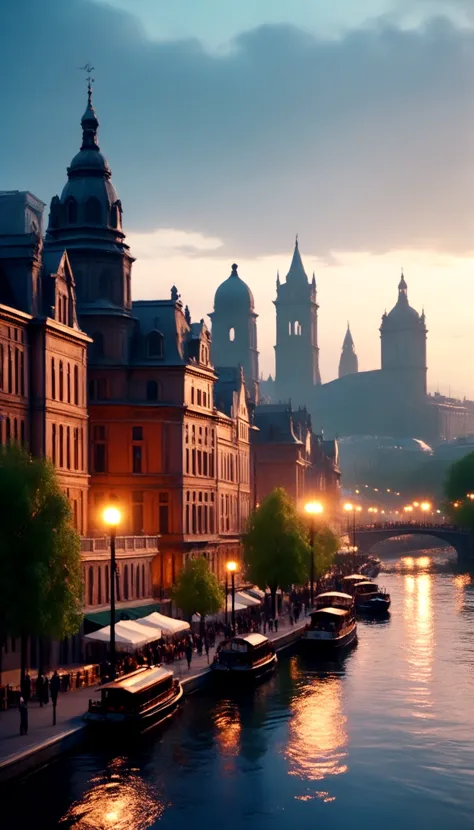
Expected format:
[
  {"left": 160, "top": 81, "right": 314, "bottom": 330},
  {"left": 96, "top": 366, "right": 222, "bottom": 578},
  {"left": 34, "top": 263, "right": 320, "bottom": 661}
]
[
  {"left": 382, "top": 272, "right": 423, "bottom": 329},
  {"left": 68, "top": 149, "right": 111, "bottom": 176},
  {"left": 213, "top": 264, "right": 254, "bottom": 312}
]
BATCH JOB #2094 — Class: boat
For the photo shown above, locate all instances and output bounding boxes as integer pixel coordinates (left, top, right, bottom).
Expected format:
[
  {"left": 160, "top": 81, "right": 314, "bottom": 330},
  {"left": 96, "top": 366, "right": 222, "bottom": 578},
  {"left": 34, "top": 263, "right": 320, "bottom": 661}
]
[
  {"left": 314, "top": 591, "right": 354, "bottom": 611},
  {"left": 84, "top": 666, "right": 183, "bottom": 733},
  {"left": 211, "top": 633, "right": 277, "bottom": 682},
  {"left": 353, "top": 580, "right": 391, "bottom": 614},
  {"left": 360, "top": 556, "right": 381, "bottom": 579},
  {"left": 303, "top": 604, "right": 357, "bottom": 652}
]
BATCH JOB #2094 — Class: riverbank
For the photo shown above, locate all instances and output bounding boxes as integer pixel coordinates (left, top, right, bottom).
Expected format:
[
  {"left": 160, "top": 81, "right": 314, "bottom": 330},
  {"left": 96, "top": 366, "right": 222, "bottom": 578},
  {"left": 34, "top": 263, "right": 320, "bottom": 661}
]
[{"left": 0, "top": 616, "right": 306, "bottom": 784}]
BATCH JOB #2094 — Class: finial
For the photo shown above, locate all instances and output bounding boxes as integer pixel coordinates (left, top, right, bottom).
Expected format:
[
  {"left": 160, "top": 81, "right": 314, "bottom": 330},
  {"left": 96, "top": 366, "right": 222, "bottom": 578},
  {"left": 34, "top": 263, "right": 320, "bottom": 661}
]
[
  {"left": 231, "top": 263, "right": 238, "bottom": 275},
  {"left": 79, "top": 63, "right": 95, "bottom": 103},
  {"left": 276, "top": 270, "right": 280, "bottom": 288},
  {"left": 312, "top": 271, "right": 316, "bottom": 288},
  {"left": 295, "top": 233, "right": 299, "bottom": 248},
  {"left": 184, "top": 305, "right": 191, "bottom": 324}
]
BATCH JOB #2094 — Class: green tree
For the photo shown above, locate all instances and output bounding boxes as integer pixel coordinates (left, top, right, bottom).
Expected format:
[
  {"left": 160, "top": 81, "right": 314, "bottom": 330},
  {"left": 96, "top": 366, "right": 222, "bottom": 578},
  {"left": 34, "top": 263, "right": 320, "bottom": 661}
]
[
  {"left": 311, "top": 526, "right": 339, "bottom": 580},
  {"left": 243, "top": 487, "right": 309, "bottom": 616},
  {"left": 444, "top": 451, "right": 474, "bottom": 530},
  {"left": 171, "top": 557, "right": 224, "bottom": 629},
  {"left": 0, "top": 445, "right": 83, "bottom": 684}
]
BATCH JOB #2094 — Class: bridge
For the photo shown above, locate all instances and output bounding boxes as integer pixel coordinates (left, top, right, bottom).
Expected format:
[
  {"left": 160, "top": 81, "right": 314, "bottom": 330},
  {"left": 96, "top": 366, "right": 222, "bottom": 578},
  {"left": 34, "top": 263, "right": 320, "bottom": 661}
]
[{"left": 354, "top": 523, "right": 474, "bottom": 560}]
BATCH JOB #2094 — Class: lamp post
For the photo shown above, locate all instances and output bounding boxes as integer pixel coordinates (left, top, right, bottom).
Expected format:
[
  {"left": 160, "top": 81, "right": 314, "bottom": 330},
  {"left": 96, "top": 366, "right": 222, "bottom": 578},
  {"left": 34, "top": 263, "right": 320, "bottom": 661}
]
[
  {"left": 344, "top": 503, "right": 361, "bottom": 570},
  {"left": 224, "top": 570, "right": 228, "bottom": 628},
  {"left": 226, "top": 561, "right": 237, "bottom": 635},
  {"left": 103, "top": 506, "right": 121, "bottom": 680},
  {"left": 304, "top": 502, "right": 324, "bottom": 610}
]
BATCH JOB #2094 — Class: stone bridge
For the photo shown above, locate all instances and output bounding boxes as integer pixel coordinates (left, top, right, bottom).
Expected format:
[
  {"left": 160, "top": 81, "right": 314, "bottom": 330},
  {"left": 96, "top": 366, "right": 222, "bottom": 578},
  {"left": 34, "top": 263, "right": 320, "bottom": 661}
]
[{"left": 354, "top": 523, "right": 474, "bottom": 560}]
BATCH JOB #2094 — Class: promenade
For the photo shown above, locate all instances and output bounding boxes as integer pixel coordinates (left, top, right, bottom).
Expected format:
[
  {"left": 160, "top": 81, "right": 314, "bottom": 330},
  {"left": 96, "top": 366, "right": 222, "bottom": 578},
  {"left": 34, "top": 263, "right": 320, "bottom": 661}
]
[{"left": 0, "top": 614, "right": 305, "bottom": 782}]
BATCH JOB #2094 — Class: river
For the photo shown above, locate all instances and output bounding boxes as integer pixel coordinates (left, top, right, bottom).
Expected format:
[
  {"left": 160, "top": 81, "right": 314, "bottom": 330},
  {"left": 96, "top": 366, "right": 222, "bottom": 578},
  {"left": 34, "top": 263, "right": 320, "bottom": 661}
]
[{"left": 4, "top": 547, "right": 474, "bottom": 829}]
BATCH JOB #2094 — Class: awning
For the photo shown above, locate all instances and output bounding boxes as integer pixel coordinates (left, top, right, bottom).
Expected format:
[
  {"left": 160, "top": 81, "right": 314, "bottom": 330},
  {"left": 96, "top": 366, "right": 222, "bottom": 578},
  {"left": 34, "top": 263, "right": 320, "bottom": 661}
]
[
  {"left": 141, "top": 612, "right": 190, "bottom": 636},
  {"left": 84, "top": 602, "right": 162, "bottom": 632},
  {"left": 246, "top": 587, "right": 266, "bottom": 600},
  {"left": 84, "top": 620, "right": 161, "bottom": 650},
  {"left": 236, "top": 591, "right": 261, "bottom": 607}
]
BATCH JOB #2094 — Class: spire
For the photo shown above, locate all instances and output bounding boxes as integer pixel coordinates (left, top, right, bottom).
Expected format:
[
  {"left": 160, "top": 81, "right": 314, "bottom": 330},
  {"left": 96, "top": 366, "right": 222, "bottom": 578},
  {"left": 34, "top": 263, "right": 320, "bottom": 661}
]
[
  {"left": 286, "top": 236, "right": 308, "bottom": 285},
  {"left": 339, "top": 322, "right": 358, "bottom": 378},
  {"left": 276, "top": 270, "right": 280, "bottom": 289},
  {"left": 398, "top": 269, "right": 408, "bottom": 301},
  {"left": 342, "top": 322, "right": 354, "bottom": 349},
  {"left": 312, "top": 271, "right": 316, "bottom": 289},
  {"left": 80, "top": 74, "right": 99, "bottom": 152}
]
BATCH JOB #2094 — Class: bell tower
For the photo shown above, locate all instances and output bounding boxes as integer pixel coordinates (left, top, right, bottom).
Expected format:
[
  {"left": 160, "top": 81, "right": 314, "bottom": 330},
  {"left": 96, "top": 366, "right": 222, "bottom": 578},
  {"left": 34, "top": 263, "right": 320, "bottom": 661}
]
[{"left": 274, "top": 238, "right": 321, "bottom": 407}]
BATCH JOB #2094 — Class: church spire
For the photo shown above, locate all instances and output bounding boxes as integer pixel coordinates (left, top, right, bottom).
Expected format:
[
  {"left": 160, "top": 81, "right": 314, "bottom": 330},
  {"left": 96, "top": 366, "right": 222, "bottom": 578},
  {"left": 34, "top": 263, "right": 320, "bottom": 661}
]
[
  {"left": 398, "top": 269, "right": 408, "bottom": 301},
  {"left": 339, "top": 322, "right": 358, "bottom": 378},
  {"left": 285, "top": 235, "right": 309, "bottom": 285},
  {"left": 80, "top": 69, "right": 100, "bottom": 152}
]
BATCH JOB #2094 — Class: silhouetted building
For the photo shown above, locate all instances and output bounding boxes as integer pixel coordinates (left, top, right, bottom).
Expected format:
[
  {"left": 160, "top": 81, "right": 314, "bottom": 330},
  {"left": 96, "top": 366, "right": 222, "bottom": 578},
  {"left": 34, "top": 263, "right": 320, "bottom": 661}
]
[{"left": 338, "top": 324, "right": 358, "bottom": 378}]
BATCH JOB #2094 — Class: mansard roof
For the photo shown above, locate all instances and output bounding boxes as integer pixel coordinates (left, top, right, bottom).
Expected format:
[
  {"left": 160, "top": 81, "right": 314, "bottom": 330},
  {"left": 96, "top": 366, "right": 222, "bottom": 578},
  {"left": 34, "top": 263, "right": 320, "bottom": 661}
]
[{"left": 254, "top": 403, "right": 302, "bottom": 445}]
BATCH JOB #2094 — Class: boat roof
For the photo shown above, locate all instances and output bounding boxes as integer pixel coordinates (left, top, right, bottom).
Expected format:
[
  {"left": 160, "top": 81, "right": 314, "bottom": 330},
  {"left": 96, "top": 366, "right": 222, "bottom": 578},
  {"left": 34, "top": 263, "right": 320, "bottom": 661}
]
[
  {"left": 311, "top": 607, "right": 348, "bottom": 617},
  {"left": 356, "top": 581, "right": 377, "bottom": 587},
  {"left": 316, "top": 591, "right": 353, "bottom": 600},
  {"left": 342, "top": 574, "right": 367, "bottom": 581},
  {"left": 100, "top": 666, "right": 173, "bottom": 694},
  {"left": 233, "top": 633, "right": 269, "bottom": 647}
]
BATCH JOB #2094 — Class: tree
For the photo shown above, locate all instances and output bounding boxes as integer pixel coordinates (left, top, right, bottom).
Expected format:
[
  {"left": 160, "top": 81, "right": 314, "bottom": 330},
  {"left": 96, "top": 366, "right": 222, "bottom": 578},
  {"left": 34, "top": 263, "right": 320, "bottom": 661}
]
[
  {"left": 311, "top": 526, "right": 339, "bottom": 580},
  {"left": 0, "top": 445, "right": 83, "bottom": 684},
  {"left": 445, "top": 451, "right": 474, "bottom": 530},
  {"left": 243, "top": 487, "right": 309, "bottom": 616},
  {"left": 171, "top": 557, "right": 224, "bottom": 628}
]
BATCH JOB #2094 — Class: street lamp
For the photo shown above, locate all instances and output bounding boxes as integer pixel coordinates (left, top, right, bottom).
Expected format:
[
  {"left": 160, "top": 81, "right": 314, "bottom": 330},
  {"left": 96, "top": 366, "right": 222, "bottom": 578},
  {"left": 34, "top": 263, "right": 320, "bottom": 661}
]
[
  {"left": 420, "top": 501, "right": 431, "bottom": 513},
  {"left": 305, "top": 501, "right": 324, "bottom": 609},
  {"left": 343, "top": 502, "right": 360, "bottom": 567},
  {"left": 103, "top": 505, "right": 121, "bottom": 680},
  {"left": 226, "top": 560, "right": 237, "bottom": 635}
]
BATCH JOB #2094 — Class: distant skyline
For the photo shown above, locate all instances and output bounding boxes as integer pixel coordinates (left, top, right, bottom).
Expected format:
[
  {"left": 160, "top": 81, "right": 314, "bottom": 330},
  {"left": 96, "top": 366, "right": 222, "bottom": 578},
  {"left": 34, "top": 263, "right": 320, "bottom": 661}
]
[{"left": 1, "top": 0, "right": 473, "bottom": 397}]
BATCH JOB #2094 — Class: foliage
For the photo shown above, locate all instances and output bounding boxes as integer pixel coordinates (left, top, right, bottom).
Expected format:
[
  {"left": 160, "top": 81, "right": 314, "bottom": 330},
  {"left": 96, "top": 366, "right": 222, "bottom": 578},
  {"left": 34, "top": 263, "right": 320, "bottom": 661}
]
[
  {"left": 311, "top": 526, "right": 339, "bottom": 579},
  {"left": 444, "top": 452, "right": 474, "bottom": 530},
  {"left": 171, "top": 556, "right": 224, "bottom": 619},
  {"left": 243, "top": 488, "right": 309, "bottom": 605},
  {"left": 0, "top": 445, "right": 83, "bottom": 662}
]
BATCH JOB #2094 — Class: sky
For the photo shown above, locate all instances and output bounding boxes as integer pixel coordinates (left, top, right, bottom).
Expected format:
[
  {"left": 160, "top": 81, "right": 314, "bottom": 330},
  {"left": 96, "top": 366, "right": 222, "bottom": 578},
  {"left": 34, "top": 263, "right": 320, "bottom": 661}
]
[{"left": 1, "top": 0, "right": 473, "bottom": 395}]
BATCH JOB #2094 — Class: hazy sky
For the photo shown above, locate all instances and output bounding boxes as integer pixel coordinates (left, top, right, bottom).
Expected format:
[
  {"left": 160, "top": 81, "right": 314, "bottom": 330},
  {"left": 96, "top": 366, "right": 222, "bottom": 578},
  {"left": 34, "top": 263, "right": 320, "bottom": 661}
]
[{"left": 1, "top": 0, "right": 473, "bottom": 395}]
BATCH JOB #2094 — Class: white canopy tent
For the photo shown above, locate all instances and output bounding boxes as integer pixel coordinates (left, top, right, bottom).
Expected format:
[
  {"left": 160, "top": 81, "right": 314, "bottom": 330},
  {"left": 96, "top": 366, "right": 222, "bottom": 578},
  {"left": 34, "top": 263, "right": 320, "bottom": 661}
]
[
  {"left": 235, "top": 591, "right": 261, "bottom": 607},
  {"left": 246, "top": 587, "right": 266, "bottom": 600},
  {"left": 84, "top": 620, "right": 160, "bottom": 650},
  {"left": 140, "top": 612, "right": 190, "bottom": 636}
]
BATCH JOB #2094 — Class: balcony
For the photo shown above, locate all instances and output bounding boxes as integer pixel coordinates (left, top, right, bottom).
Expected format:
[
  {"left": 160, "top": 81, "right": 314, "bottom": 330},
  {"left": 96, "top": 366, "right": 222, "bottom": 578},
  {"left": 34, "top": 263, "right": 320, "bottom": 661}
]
[{"left": 81, "top": 536, "right": 160, "bottom": 555}]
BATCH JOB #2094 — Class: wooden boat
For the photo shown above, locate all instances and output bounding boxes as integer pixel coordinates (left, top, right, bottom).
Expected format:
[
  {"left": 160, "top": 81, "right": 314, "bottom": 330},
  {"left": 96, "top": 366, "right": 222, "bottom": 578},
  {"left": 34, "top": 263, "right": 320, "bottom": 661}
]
[
  {"left": 353, "top": 580, "right": 391, "bottom": 614},
  {"left": 314, "top": 591, "right": 354, "bottom": 611},
  {"left": 212, "top": 633, "right": 277, "bottom": 682},
  {"left": 84, "top": 666, "right": 183, "bottom": 733},
  {"left": 303, "top": 606, "right": 357, "bottom": 652}
]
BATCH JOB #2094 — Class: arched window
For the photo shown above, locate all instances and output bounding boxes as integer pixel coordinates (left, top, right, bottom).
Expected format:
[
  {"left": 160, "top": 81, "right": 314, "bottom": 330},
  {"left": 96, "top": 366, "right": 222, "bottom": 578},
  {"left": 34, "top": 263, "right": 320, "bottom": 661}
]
[
  {"left": 147, "top": 330, "right": 164, "bottom": 358},
  {"left": 59, "top": 361, "right": 64, "bottom": 401},
  {"left": 74, "top": 365, "right": 79, "bottom": 405},
  {"left": 146, "top": 380, "right": 159, "bottom": 401},
  {"left": 85, "top": 197, "right": 102, "bottom": 225},
  {"left": 294, "top": 321, "right": 302, "bottom": 335},
  {"left": 66, "top": 198, "right": 77, "bottom": 224},
  {"left": 91, "top": 331, "right": 104, "bottom": 360},
  {"left": 88, "top": 566, "right": 94, "bottom": 606},
  {"left": 229, "top": 328, "right": 235, "bottom": 342}
]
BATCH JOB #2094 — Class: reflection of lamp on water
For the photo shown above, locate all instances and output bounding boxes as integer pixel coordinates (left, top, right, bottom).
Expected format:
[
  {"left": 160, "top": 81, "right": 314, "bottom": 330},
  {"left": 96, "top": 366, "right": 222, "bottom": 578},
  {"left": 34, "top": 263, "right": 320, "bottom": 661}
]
[
  {"left": 343, "top": 503, "right": 361, "bottom": 569},
  {"left": 226, "top": 560, "right": 237, "bottom": 634},
  {"left": 103, "top": 506, "right": 121, "bottom": 680},
  {"left": 305, "top": 502, "right": 324, "bottom": 609}
]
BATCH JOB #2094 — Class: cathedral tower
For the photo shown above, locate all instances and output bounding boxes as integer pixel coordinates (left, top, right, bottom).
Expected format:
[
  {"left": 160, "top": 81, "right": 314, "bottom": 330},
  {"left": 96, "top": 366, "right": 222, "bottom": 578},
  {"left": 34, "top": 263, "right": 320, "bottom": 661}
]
[
  {"left": 380, "top": 272, "right": 427, "bottom": 398},
  {"left": 45, "top": 82, "right": 134, "bottom": 365},
  {"left": 274, "top": 238, "right": 321, "bottom": 407},
  {"left": 338, "top": 323, "right": 358, "bottom": 378},
  {"left": 210, "top": 263, "right": 259, "bottom": 406}
]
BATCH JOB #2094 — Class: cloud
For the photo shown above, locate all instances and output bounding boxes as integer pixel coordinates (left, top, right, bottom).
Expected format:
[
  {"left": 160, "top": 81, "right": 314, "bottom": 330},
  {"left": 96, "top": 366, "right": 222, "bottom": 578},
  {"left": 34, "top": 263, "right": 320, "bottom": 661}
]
[{"left": 1, "top": 1, "right": 473, "bottom": 258}]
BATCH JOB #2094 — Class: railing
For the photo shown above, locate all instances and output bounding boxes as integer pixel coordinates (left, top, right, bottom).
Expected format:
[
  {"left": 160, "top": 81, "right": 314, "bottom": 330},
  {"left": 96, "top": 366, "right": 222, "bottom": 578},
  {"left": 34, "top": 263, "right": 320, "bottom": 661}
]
[
  {"left": 355, "top": 523, "right": 467, "bottom": 534},
  {"left": 81, "top": 535, "right": 160, "bottom": 553}
]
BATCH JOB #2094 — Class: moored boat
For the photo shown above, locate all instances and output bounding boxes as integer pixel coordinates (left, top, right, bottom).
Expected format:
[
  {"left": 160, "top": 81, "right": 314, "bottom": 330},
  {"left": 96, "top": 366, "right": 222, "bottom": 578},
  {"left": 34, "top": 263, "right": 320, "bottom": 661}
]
[
  {"left": 303, "top": 606, "right": 357, "bottom": 652},
  {"left": 353, "top": 580, "right": 391, "bottom": 614},
  {"left": 314, "top": 591, "right": 354, "bottom": 611},
  {"left": 84, "top": 666, "right": 183, "bottom": 733},
  {"left": 212, "top": 633, "right": 277, "bottom": 682}
]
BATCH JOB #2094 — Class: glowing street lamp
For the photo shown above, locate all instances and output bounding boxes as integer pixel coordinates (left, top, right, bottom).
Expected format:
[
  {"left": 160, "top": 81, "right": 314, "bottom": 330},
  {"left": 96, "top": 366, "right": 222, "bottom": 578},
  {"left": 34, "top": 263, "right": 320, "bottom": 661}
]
[
  {"left": 103, "top": 505, "right": 121, "bottom": 680},
  {"left": 226, "top": 560, "right": 238, "bottom": 635},
  {"left": 305, "top": 502, "right": 324, "bottom": 609},
  {"left": 420, "top": 502, "right": 431, "bottom": 512}
]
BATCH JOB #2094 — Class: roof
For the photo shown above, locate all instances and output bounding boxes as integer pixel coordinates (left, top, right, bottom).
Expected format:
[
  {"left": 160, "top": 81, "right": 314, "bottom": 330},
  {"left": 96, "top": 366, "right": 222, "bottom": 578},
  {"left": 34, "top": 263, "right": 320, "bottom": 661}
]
[
  {"left": 311, "top": 607, "right": 349, "bottom": 617},
  {"left": 316, "top": 592, "right": 353, "bottom": 600},
  {"left": 101, "top": 666, "right": 173, "bottom": 694},
  {"left": 285, "top": 238, "right": 308, "bottom": 285},
  {"left": 213, "top": 264, "right": 254, "bottom": 312},
  {"left": 342, "top": 574, "right": 366, "bottom": 581},
  {"left": 234, "top": 633, "right": 269, "bottom": 647},
  {"left": 254, "top": 404, "right": 302, "bottom": 445}
]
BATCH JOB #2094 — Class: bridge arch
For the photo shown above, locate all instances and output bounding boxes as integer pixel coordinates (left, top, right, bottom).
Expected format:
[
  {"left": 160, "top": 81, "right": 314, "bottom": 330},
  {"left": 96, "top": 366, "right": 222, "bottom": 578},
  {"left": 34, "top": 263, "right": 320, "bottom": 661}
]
[{"left": 354, "top": 525, "right": 474, "bottom": 561}]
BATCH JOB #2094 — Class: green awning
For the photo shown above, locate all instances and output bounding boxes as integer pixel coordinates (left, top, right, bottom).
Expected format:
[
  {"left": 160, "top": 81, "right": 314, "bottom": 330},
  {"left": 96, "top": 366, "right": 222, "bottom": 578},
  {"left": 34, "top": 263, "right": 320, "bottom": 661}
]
[{"left": 84, "top": 603, "right": 163, "bottom": 632}]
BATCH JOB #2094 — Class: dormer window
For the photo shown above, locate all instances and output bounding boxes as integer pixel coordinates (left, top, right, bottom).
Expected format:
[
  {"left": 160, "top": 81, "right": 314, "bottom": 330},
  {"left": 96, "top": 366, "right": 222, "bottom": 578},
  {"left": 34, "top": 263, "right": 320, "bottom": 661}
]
[
  {"left": 147, "top": 330, "right": 164, "bottom": 359},
  {"left": 66, "top": 198, "right": 77, "bottom": 224},
  {"left": 85, "top": 197, "right": 102, "bottom": 225}
]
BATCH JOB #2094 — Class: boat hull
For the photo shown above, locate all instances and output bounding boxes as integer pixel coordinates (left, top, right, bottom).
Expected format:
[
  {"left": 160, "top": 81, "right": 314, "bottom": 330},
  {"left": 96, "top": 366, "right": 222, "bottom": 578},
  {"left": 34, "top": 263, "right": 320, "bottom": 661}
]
[
  {"left": 357, "top": 597, "right": 391, "bottom": 615},
  {"left": 302, "top": 623, "right": 357, "bottom": 652},
  {"left": 211, "top": 653, "right": 278, "bottom": 683},
  {"left": 84, "top": 683, "right": 183, "bottom": 734}
]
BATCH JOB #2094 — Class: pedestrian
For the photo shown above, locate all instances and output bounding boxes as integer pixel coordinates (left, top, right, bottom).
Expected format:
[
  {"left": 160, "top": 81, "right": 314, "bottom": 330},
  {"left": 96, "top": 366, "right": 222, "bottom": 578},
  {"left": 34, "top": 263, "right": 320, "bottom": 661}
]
[
  {"left": 185, "top": 641, "right": 193, "bottom": 671},
  {"left": 204, "top": 637, "right": 210, "bottom": 664},
  {"left": 19, "top": 696, "right": 28, "bottom": 736},
  {"left": 268, "top": 618, "right": 274, "bottom": 633},
  {"left": 274, "top": 618, "right": 279, "bottom": 633},
  {"left": 50, "top": 670, "right": 60, "bottom": 725},
  {"left": 196, "top": 635, "right": 203, "bottom": 657},
  {"left": 21, "top": 672, "right": 31, "bottom": 704},
  {"left": 36, "top": 672, "right": 44, "bottom": 706}
]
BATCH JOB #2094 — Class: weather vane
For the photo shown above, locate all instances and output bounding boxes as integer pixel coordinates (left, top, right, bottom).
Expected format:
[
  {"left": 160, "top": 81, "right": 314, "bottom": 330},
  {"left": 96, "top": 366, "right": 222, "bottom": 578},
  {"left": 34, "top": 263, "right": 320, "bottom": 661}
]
[{"left": 78, "top": 63, "right": 95, "bottom": 96}]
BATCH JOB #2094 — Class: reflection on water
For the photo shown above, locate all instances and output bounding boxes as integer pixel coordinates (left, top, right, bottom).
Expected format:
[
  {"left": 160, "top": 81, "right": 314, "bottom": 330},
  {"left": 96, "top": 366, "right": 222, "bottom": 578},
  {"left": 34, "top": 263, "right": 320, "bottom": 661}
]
[
  {"left": 214, "top": 700, "right": 242, "bottom": 760},
  {"left": 59, "top": 757, "right": 166, "bottom": 829},
  {"left": 286, "top": 670, "right": 347, "bottom": 799},
  {"left": 403, "top": 560, "right": 434, "bottom": 721}
]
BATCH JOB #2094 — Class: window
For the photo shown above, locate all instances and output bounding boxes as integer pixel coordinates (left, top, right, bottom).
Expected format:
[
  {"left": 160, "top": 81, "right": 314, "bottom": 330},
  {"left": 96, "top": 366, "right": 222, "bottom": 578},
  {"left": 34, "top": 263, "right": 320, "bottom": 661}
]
[
  {"left": 52, "top": 424, "right": 56, "bottom": 464},
  {"left": 94, "top": 443, "right": 106, "bottom": 473},
  {"left": 20, "top": 420, "right": 25, "bottom": 445},
  {"left": 197, "top": 389, "right": 202, "bottom": 406},
  {"left": 0, "top": 343, "right": 3, "bottom": 390},
  {"left": 85, "top": 196, "right": 102, "bottom": 224},
  {"left": 123, "top": 565, "right": 129, "bottom": 601},
  {"left": 159, "top": 492, "right": 169, "bottom": 534},
  {"left": 14, "top": 349, "right": 19, "bottom": 394},
  {"left": 59, "top": 361, "right": 64, "bottom": 401},
  {"left": 147, "top": 330, "right": 164, "bottom": 358},
  {"left": 13, "top": 418, "right": 18, "bottom": 442},
  {"left": 67, "top": 363, "right": 71, "bottom": 403},
  {"left": 135, "top": 566, "right": 140, "bottom": 597},
  {"left": 88, "top": 566, "right": 94, "bottom": 606},
  {"left": 229, "top": 327, "right": 235, "bottom": 342},
  {"left": 74, "top": 365, "right": 79, "bottom": 405},
  {"left": 74, "top": 428, "right": 79, "bottom": 470},
  {"left": 132, "top": 445, "right": 142, "bottom": 474},
  {"left": 19, "top": 350, "right": 24, "bottom": 396},
  {"left": 66, "top": 427, "right": 71, "bottom": 469},
  {"left": 146, "top": 380, "right": 159, "bottom": 401},
  {"left": 132, "top": 426, "right": 143, "bottom": 441},
  {"left": 59, "top": 425, "right": 64, "bottom": 467},
  {"left": 97, "top": 567, "right": 102, "bottom": 605},
  {"left": 66, "top": 198, "right": 77, "bottom": 224},
  {"left": 191, "top": 386, "right": 195, "bottom": 405},
  {"left": 132, "top": 491, "right": 144, "bottom": 535}
]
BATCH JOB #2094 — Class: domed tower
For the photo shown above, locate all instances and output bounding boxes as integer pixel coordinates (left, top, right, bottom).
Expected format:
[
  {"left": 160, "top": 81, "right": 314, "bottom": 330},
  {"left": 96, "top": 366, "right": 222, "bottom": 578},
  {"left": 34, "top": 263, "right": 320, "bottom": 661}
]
[
  {"left": 209, "top": 263, "right": 259, "bottom": 406},
  {"left": 338, "top": 323, "right": 358, "bottom": 378},
  {"left": 380, "top": 272, "right": 427, "bottom": 398},
  {"left": 274, "top": 237, "right": 321, "bottom": 407},
  {"left": 45, "top": 82, "right": 134, "bottom": 365}
]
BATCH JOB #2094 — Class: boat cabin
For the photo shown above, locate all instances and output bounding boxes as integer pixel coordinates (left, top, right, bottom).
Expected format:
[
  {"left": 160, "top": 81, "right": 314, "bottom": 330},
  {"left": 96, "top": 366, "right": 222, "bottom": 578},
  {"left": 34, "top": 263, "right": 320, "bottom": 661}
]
[
  {"left": 342, "top": 574, "right": 367, "bottom": 585},
  {"left": 354, "top": 581, "right": 379, "bottom": 596},
  {"left": 91, "top": 666, "right": 175, "bottom": 716},
  {"left": 314, "top": 591, "right": 353, "bottom": 610},
  {"left": 309, "top": 607, "right": 352, "bottom": 632},
  {"left": 216, "top": 633, "right": 274, "bottom": 669}
]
